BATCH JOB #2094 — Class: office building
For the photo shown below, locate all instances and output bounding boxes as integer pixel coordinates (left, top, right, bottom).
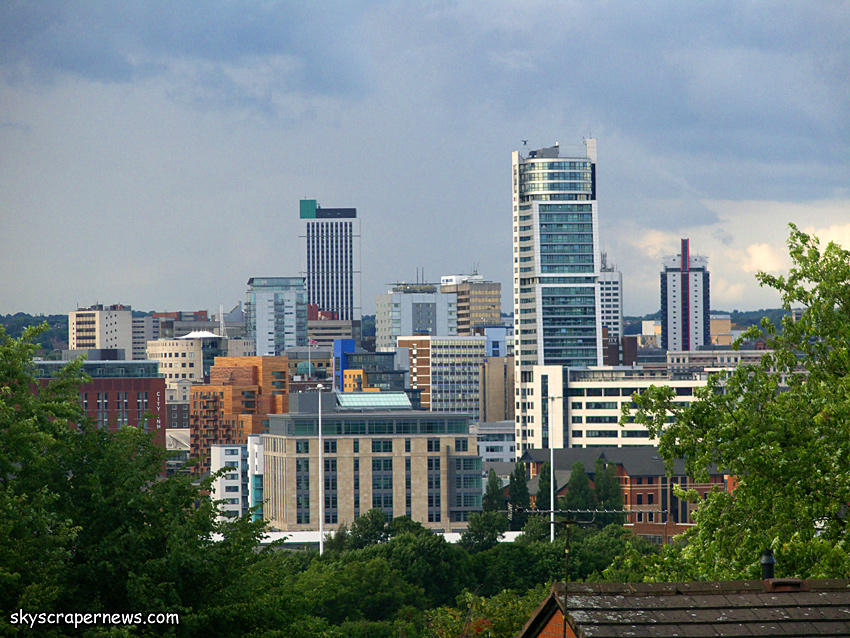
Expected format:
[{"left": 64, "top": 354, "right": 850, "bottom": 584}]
[
  {"left": 661, "top": 239, "right": 710, "bottom": 351},
  {"left": 147, "top": 332, "right": 253, "bottom": 388},
  {"left": 375, "top": 283, "right": 457, "bottom": 352},
  {"left": 69, "top": 304, "right": 134, "bottom": 357},
  {"left": 474, "top": 420, "right": 517, "bottom": 464},
  {"left": 300, "top": 199, "right": 360, "bottom": 322},
  {"left": 439, "top": 274, "right": 501, "bottom": 335},
  {"left": 522, "top": 364, "right": 715, "bottom": 451},
  {"left": 245, "top": 277, "right": 308, "bottom": 356},
  {"left": 512, "top": 140, "right": 603, "bottom": 452},
  {"left": 334, "top": 339, "right": 409, "bottom": 394},
  {"left": 398, "top": 334, "right": 495, "bottom": 422},
  {"left": 262, "top": 392, "right": 481, "bottom": 532}
]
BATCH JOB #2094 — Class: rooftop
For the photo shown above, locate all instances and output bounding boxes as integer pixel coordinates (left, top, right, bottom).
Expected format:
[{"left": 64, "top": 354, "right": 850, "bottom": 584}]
[{"left": 517, "top": 580, "right": 850, "bottom": 637}]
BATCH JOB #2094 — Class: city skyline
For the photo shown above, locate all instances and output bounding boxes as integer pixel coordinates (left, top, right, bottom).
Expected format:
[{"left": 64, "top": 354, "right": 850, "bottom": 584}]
[{"left": 2, "top": 3, "right": 848, "bottom": 317}]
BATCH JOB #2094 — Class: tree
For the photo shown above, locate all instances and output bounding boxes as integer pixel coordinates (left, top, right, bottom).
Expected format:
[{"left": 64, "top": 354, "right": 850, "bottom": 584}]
[
  {"left": 482, "top": 468, "right": 504, "bottom": 512},
  {"left": 459, "top": 511, "right": 509, "bottom": 553},
  {"left": 345, "top": 508, "right": 390, "bottom": 549},
  {"left": 535, "top": 461, "right": 558, "bottom": 513},
  {"left": 0, "top": 325, "right": 270, "bottom": 636},
  {"left": 508, "top": 462, "right": 530, "bottom": 531},
  {"left": 560, "top": 462, "right": 596, "bottom": 511},
  {"left": 593, "top": 457, "right": 625, "bottom": 527},
  {"left": 628, "top": 225, "right": 850, "bottom": 580}
]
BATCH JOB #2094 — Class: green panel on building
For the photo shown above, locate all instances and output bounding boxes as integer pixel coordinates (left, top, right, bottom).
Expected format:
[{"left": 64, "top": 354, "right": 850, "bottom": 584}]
[{"left": 300, "top": 199, "right": 317, "bottom": 218}]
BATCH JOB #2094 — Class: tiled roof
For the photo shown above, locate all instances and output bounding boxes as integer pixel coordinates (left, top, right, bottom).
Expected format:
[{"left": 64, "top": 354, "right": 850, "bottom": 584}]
[{"left": 516, "top": 580, "right": 850, "bottom": 637}]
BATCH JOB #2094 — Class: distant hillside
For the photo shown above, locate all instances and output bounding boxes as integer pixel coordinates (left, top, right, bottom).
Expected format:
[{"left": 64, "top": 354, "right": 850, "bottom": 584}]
[{"left": 0, "top": 312, "right": 68, "bottom": 357}]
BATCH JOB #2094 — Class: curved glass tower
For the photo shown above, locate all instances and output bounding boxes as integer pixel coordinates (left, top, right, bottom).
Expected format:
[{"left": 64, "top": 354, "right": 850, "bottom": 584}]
[{"left": 511, "top": 140, "right": 603, "bottom": 453}]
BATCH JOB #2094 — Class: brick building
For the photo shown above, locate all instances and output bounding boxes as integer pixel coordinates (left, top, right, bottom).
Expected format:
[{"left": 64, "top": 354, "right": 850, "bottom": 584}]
[
  {"left": 520, "top": 446, "right": 728, "bottom": 545},
  {"left": 190, "top": 356, "right": 289, "bottom": 474}
]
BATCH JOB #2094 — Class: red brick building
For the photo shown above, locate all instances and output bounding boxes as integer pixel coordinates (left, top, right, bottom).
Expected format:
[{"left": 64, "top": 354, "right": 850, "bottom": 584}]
[
  {"left": 35, "top": 360, "right": 166, "bottom": 450},
  {"left": 520, "top": 446, "right": 729, "bottom": 545}
]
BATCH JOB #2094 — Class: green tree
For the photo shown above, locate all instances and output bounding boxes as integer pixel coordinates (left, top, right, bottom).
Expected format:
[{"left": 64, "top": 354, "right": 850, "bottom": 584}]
[
  {"left": 593, "top": 457, "right": 625, "bottom": 527},
  {"left": 561, "top": 462, "right": 596, "bottom": 511},
  {"left": 508, "top": 461, "right": 530, "bottom": 530},
  {"left": 627, "top": 225, "right": 850, "bottom": 580},
  {"left": 346, "top": 508, "right": 390, "bottom": 549},
  {"left": 482, "top": 468, "right": 504, "bottom": 512},
  {"left": 535, "top": 461, "right": 558, "bottom": 513},
  {"left": 459, "top": 511, "right": 509, "bottom": 554},
  {"left": 0, "top": 325, "right": 270, "bottom": 637}
]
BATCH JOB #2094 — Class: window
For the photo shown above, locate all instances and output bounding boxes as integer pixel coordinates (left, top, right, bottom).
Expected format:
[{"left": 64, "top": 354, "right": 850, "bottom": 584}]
[
  {"left": 324, "top": 440, "right": 337, "bottom": 454},
  {"left": 225, "top": 449, "right": 239, "bottom": 455},
  {"left": 427, "top": 438, "right": 440, "bottom": 452},
  {"left": 372, "top": 439, "right": 392, "bottom": 453},
  {"left": 454, "top": 438, "right": 468, "bottom": 452},
  {"left": 296, "top": 440, "right": 309, "bottom": 454},
  {"left": 225, "top": 486, "right": 239, "bottom": 492}
]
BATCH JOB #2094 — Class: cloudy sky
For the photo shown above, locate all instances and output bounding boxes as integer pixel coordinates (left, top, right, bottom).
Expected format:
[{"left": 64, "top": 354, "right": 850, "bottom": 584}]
[{"left": 2, "top": 1, "right": 848, "bottom": 317}]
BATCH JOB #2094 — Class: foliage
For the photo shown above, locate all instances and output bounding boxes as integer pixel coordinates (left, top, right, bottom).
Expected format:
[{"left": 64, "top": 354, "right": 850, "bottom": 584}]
[
  {"left": 593, "top": 457, "right": 625, "bottom": 527},
  {"left": 482, "top": 468, "right": 504, "bottom": 512},
  {"left": 425, "top": 584, "right": 550, "bottom": 638},
  {"left": 535, "top": 462, "right": 557, "bottom": 513},
  {"left": 0, "top": 325, "right": 269, "bottom": 637},
  {"left": 626, "top": 225, "right": 850, "bottom": 580},
  {"left": 560, "top": 462, "right": 596, "bottom": 511},
  {"left": 344, "top": 508, "right": 391, "bottom": 549},
  {"left": 459, "top": 511, "right": 509, "bottom": 554},
  {"left": 507, "top": 462, "right": 530, "bottom": 530}
]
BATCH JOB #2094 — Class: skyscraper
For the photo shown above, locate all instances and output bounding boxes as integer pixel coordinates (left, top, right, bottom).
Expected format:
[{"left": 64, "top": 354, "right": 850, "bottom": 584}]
[
  {"left": 660, "top": 238, "right": 710, "bottom": 351},
  {"left": 245, "top": 277, "right": 308, "bottom": 356},
  {"left": 300, "top": 199, "right": 360, "bottom": 322},
  {"left": 511, "top": 139, "right": 603, "bottom": 453}
]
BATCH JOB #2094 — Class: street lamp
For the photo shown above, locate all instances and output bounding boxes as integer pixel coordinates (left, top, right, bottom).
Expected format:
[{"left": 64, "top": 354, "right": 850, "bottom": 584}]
[
  {"left": 317, "top": 383, "right": 324, "bottom": 555},
  {"left": 547, "top": 394, "right": 563, "bottom": 542}
]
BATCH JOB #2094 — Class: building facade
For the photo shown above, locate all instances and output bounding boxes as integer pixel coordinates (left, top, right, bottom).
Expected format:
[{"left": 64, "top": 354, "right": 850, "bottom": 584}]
[
  {"left": 69, "top": 304, "right": 134, "bottom": 357},
  {"left": 262, "top": 392, "right": 482, "bottom": 532},
  {"left": 661, "top": 238, "right": 710, "bottom": 351},
  {"left": 34, "top": 360, "right": 166, "bottom": 449},
  {"left": 512, "top": 140, "right": 603, "bottom": 453},
  {"left": 439, "top": 274, "right": 501, "bottom": 335},
  {"left": 210, "top": 434, "right": 264, "bottom": 521},
  {"left": 189, "top": 356, "right": 289, "bottom": 474},
  {"left": 300, "top": 199, "right": 360, "bottom": 322},
  {"left": 245, "top": 277, "right": 308, "bottom": 356},
  {"left": 375, "top": 283, "right": 457, "bottom": 352},
  {"left": 398, "top": 334, "right": 489, "bottom": 422},
  {"left": 598, "top": 264, "right": 623, "bottom": 341}
]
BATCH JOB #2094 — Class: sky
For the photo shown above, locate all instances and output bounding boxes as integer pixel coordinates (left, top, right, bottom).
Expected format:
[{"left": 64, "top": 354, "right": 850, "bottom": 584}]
[{"left": 2, "top": 1, "right": 848, "bottom": 318}]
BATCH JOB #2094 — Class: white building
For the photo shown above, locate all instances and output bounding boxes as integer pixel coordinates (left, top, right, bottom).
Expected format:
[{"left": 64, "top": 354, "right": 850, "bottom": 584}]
[
  {"left": 512, "top": 140, "right": 603, "bottom": 453},
  {"left": 375, "top": 283, "right": 457, "bottom": 352},
  {"left": 598, "top": 265, "right": 623, "bottom": 341},
  {"left": 473, "top": 420, "right": 516, "bottom": 464},
  {"left": 69, "top": 304, "right": 134, "bottom": 357},
  {"left": 245, "top": 277, "right": 308, "bottom": 356},
  {"left": 661, "top": 239, "right": 710, "bottom": 351},
  {"left": 210, "top": 434, "right": 264, "bottom": 521},
  {"left": 146, "top": 332, "right": 253, "bottom": 389},
  {"left": 521, "top": 365, "right": 716, "bottom": 452}
]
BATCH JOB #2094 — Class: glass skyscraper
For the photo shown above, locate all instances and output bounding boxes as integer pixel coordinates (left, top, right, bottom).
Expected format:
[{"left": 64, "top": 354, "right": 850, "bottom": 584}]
[{"left": 511, "top": 139, "right": 603, "bottom": 452}]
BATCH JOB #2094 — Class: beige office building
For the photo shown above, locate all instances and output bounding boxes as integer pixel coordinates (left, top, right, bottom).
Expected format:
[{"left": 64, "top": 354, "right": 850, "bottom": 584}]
[
  {"left": 439, "top": 274, "right": 501, "bottom": 335},
  {"left": 262, "top": 392, "right": 481, "bottom": 532},
  {"left": 69, "top": 304, "right": 134, "bottom": 356}
]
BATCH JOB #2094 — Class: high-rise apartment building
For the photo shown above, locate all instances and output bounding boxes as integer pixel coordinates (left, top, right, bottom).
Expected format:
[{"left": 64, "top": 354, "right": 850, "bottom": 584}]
[
  {"left": 598, "top": 260, "right": 623, "bottom": 341},
  {"left": 660, "top": 239, "right": 710, "bottom": 351},
  {"left": 439, "top": 274, "right": 501, "bottom": 335},
  {"left": 245, "top": 277, "right": 308, "bottom": 356},
  {"left": 512, "top": 140, "right": 603, "bottom": 453},
  {"left": 300, "top": 199, "right": 360, "bottom": 322}
]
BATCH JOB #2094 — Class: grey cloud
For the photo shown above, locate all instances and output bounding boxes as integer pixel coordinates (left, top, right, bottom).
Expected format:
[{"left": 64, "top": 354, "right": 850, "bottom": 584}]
[{"left": 712, "top": 228, "right": 734, "bottom": 246}]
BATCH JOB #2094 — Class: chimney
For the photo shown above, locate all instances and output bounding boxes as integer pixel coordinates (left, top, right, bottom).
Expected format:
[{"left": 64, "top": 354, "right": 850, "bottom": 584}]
[{"left": 760, "top": 548, "right": 775, "bottom": 580}]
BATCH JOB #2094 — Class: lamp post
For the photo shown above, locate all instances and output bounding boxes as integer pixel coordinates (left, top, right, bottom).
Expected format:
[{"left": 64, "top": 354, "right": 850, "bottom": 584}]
[
  {"left": 317, "top": 383, "right": 324, "bottom": 555},
  {"left": 548, "top": 394, "right": 563, "bottom": 542}
]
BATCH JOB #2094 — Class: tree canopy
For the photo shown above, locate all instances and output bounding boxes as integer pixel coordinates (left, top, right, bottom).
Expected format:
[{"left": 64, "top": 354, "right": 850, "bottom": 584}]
[{"left": 624, "top": 225, "right": 850, "bottom": 580}]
